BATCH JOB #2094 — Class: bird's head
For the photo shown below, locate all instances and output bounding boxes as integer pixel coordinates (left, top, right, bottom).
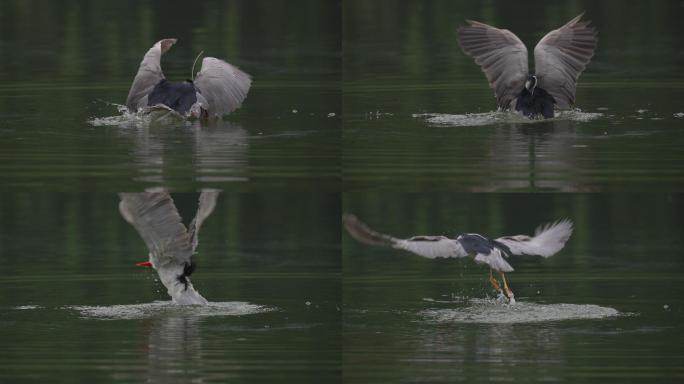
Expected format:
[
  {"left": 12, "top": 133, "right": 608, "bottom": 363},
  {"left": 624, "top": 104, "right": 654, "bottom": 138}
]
[{"left": 525, "top": 75, "right": 538, "bottom": 93}]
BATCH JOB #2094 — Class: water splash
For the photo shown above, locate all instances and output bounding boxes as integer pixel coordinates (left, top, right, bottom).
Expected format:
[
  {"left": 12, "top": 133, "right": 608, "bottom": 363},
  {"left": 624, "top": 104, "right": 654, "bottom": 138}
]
[
  {"left": 88, "top": 103, "right": 188, "bottom": 128},
  {"left": 420, "top": 298, "right": 619, "bottom": 324},
  {"left": 413, "top": 109, "right": 603, "bottom": 127},
  {"left": 68, "top": 301, "right": 275, "bottom": 320}
]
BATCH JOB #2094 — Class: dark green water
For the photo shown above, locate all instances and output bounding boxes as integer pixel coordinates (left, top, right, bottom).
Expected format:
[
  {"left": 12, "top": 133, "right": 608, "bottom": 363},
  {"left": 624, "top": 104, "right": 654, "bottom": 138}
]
[
  {"left": 343, "top": 0, "right": 684, "bottom": 192},
  {"left": 0, "top": 193, "right": 341, "bottom": 382},
  {"left": 0, "top": 0, "right": 340, "bottom": 191},
  {"left": 343, "top": 193, "right": 684, "bottom": 382}
]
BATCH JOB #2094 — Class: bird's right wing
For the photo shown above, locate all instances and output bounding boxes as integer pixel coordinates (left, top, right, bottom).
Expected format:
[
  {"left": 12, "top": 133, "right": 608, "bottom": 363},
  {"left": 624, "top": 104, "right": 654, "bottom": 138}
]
[
  {"left": 342, "top": 214, "right": 468, "bottom": 259},
  {"left": 457, "top": 20, "right": 529, "bottom": 110},
  {"left": 188, "top": 190, "right": 220, "bottom": 252},
  {"left": 495, "top": 219, "right": 574, "bottom": 258},
  {"left": 118, "top": 192, "right": 192, "bottom": 267},
  {"left": 534, "top": 14, "right": 598, "bottom": 109},
  {"left": 194, "top": 57, "right": 252, "bottom": 118},
  {"left": 126, "top": 38, "right": 177, "bottom": 112}
]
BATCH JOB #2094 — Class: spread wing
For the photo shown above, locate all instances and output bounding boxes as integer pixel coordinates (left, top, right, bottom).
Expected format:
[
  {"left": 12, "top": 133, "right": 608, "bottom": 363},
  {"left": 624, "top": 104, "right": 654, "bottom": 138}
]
[
  {"left": 126, "top": 39, "right": 177, "bottom": 112},
  {"left": 342, "top": 214, "right": 468, "bottom": 259},
  {"left": 118, "top": 192, "right": 192, "bottom": 267},
  {"left": 194, "top": 57, "right": 252, "bottom": 118},
  {"left": 457, "top": 20, "right": 529, "bottom": 109},
  {"left": 495, "top": 219, "right": 573, "bottom": 258},
  {"left": 534, "top": 14, "right": 598, "bottom": 109},
  {"left": 188, "top": 190, "right": 220, "bottom": 252}
]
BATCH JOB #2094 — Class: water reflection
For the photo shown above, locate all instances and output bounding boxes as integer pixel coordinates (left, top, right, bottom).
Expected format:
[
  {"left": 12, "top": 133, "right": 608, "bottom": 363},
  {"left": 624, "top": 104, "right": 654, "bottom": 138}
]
[
  {"left": 415, "top": 321, "right": 564, "bottom": 380},
  {"left": 143, "top": 314, "right": 205, "bottom": 384},
  {"left": 114, "top": 120, "right": 248, "bottom": 184},
  {"left": 484, "top": 119, "right": 582, "bottom": 191}
]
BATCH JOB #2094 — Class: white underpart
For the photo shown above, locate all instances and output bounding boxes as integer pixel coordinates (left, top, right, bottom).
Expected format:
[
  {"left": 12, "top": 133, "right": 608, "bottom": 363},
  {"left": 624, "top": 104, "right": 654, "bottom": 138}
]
[
  {"left": 497, "top": 219, "right": 574, "bottom": 258},
  {"left": 474, "top": 248, "right": 514, "bottom": 272},
  {"left": 152, "top": 258, "right": 208, "bottom": 305}
]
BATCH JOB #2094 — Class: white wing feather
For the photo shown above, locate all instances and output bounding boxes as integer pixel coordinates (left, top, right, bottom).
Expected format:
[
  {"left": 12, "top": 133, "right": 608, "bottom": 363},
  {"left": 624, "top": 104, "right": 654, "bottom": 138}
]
[
  {"left": 496, "top": 219, "right": 574, "bottom": 258},
  {"left": 342, "top": 214, "right": 468, "bottom": 259}
]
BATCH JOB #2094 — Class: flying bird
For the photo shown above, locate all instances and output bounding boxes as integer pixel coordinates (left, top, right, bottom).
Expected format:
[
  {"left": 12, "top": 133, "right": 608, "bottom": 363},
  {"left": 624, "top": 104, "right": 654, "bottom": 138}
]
[
  {"left": 457, "top": 14, "right": 597, "bottom": 119},
  {"left": 342, "top": 214, "right": 573, "bottom": 303},
  {"left": 119, "top": 191, "right": 219, "bottom": 305},
  {"left": 126, "top": 38, "right": 251, "bottom": 119}
]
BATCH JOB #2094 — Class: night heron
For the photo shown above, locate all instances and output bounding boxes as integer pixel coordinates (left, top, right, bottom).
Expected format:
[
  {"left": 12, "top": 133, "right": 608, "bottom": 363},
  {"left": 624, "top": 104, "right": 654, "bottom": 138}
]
[
  {"left": 457, "top": 14, "right": 597, "bottom": 118},
  {"left": 119, "top": 191, "right": 219, "bottom": 305},
  {"left": 126, "top": 39, "right": 251, "bottom": 119},
  {"left": 342, "top": 214, "right": 573, "bottom": 303}
]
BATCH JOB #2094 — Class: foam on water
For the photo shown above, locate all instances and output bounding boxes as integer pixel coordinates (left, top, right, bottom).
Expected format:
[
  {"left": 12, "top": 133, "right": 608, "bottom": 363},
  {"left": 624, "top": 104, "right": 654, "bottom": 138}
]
[
  {"left": 413, "top": 109, "right": 603, "bottom": 127},
  {"left": 420, "top": 298, "right": 620, "bottom": 324},
  {"left": 68, "top": 301, "right": 275, "bottom": 320}
]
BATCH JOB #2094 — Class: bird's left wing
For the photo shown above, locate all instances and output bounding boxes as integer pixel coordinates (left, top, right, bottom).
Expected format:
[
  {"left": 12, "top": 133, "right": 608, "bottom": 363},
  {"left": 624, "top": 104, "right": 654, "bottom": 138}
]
[
  {"left": 342, "top": 214, "right": 468, "bottom": 259},
  {"left": 118, "top": 192, "right": 192, "bottom": 267},
  {"left": 188, "top": 190, "right": 220, "bottom": 252},
  {"left": 194, "top": 57, "right": 252, "bottom": 118},
  {"left": 126, "top": 39, "right": 177, "bottom": 112},
  {"left": 534, "top": 14, "right": 598, "bottom": 109},
  {"left": 457, "top": 20, "right": 529, "bottom": 110},
  {"left": 495, "top": 219, "right": 574, "bottom": 258}
]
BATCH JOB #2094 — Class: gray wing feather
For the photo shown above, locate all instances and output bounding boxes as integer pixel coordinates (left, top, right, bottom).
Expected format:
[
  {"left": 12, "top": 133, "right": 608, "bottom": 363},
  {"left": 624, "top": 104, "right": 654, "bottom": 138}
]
[
  {"left": 118, "top": 192, "right": 192, "bottom": 267},
  {"left": 126, "top": 39, "right": 177, "bottom": 112},
  {"left": 194, "top": 57, "right": 252, "bottom": 118},
  {"left": 342, "top": 214, "right": 468, "bottom": 259},
  {"left": 188, "top": 190, "right": 220, "bottom": 252},
  {"left": 534, "top": 14, "right": 598, "bottom": 109},
  {"left": 495, "top": 219, "right": 574, "bottom": 258},
  {"left": 457, "top": 20, "right": 529, "bottom": 109}
]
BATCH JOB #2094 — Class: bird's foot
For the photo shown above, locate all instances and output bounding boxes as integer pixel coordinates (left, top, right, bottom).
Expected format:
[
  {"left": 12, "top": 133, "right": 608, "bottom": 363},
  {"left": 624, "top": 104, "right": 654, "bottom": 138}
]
[{"left": 503, "top": 289, "right": 516, "bottom": 304}]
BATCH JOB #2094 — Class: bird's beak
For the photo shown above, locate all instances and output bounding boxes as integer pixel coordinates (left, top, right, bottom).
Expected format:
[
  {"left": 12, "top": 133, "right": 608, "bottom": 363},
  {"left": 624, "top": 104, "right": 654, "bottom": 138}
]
[{"left": 135, "top": 261, "right": 153, "bottom": 267}]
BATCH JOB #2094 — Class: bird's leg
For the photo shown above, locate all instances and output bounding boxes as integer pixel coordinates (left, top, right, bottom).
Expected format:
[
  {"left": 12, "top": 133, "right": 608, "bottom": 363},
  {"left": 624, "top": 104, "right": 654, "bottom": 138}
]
[
  {"left": 500, "top": 272, "right": 515, "bottom": 302},
  {"left": 488, "top": 269, "right": 503, "bottom": 296}
]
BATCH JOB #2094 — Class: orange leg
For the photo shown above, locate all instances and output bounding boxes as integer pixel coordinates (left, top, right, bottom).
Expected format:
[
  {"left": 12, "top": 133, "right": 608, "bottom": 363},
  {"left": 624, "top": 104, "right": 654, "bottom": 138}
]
[
  {"left": 489, "top": 269, "right": 503, "bottom": 295},
  {"left": 500, "top": 272, "right": 515, "bottom": 301}
]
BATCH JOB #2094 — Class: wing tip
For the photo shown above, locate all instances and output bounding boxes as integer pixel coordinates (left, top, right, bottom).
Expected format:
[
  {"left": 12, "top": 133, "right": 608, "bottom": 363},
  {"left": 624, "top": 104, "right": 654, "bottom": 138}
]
[
  {"left": 342, "top": 214, "right": 394, "bottom": 247},
  {"left": 535, "top": 218, "right": 574, "bottom": 237}
]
